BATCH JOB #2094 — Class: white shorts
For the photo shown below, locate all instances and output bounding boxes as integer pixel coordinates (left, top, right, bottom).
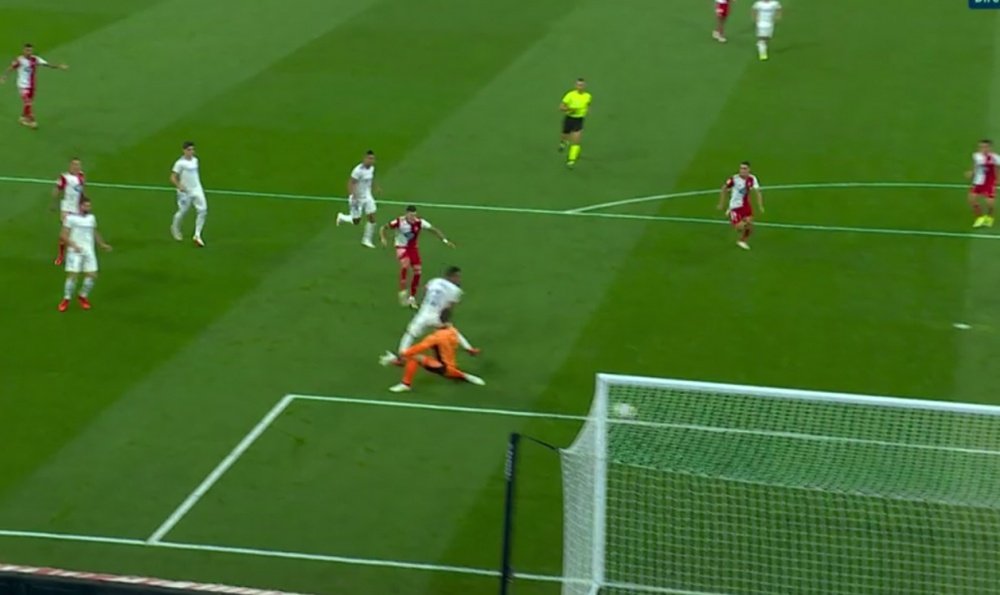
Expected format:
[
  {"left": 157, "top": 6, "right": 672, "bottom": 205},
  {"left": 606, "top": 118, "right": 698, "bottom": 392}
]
[
  {"left": 178, "top": 189, "right": 208, "bottom": 212},
  {"left": 65, "top": 250, "right": 98, "bottom": 273},
  {"left": 757, "top": 23, "right": 774, "bottom": 38},
  {"left": 349, "top": 194, "right": 377, "bottom": 219},
  {"left": 405, "top": 311, "right": 441, "bottom": 339},
  {"left": 60, "top": 202, "right": 79, "bottom": 216}
]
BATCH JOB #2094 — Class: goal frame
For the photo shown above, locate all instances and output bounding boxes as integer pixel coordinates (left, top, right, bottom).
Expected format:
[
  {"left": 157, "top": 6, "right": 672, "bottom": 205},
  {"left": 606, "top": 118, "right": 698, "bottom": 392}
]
[{"left": 571, "top": 372, "right": 1000, "bottom": 594}]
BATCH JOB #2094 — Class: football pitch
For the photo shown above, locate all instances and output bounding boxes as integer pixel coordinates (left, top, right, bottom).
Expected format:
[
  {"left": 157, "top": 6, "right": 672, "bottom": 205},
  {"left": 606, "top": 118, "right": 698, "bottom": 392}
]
[{"left": 0, "top": 0, "right": 997, "bottom": 593}]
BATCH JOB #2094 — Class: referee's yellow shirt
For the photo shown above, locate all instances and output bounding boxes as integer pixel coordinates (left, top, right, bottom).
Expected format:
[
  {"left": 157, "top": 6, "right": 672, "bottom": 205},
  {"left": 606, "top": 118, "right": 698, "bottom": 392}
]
[{"left": 562, "top": 90, "right": 592, "bottom": 118}]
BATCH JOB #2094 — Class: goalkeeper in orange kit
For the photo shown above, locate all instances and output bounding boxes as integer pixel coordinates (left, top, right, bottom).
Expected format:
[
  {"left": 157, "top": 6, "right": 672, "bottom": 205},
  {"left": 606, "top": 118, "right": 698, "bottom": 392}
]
[{"left": 386, "top": 308, "right": 485, "bottom": 393}]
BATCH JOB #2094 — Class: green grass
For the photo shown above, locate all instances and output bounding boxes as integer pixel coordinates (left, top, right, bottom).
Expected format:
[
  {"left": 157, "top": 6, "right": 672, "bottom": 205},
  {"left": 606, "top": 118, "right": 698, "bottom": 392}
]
[{"left": 0, "top": 0, "right": 996, "bottom": 593}]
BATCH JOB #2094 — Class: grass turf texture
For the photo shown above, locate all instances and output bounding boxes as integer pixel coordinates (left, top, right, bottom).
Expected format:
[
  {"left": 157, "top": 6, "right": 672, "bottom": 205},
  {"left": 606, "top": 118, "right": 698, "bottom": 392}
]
[{"left": 0, "top": 0, "right": 995, "bottom": 593}]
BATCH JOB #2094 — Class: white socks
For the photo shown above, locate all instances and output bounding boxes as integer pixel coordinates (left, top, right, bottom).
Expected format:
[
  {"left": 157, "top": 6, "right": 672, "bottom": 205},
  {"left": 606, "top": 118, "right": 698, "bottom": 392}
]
[
  {"left": 80, "top": 277, "right": 95, "bottom": 298},
  {"left": 63, "top": 278, "right": 76, "bottom": 299},
  {"left": 757, "top": 40, "right": 767, "bottom": 57},
  {"left": 337, "top": 213, "right": 353, "bottom": 224},
  {"left": 363, "top": 221, "right": 375, "bottom": 243},
  {"left": 195, "top": 210, "right": 207, "bottom": 238}
]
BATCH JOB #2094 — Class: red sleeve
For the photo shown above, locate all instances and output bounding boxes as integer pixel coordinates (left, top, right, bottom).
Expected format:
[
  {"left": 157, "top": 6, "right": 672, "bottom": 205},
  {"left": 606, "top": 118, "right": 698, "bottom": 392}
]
[
  {"left": 724, "top": 177, "right": 735, "bottom": 189},
  {"left": 79, "top": 173, "right": 85, "bottom": 186},
  {"left": 55, "top": 175, "right": 66, "bottom": 190},
  {"left": 10, "top": 59, "right": 19, "bottom": 70},
  {"left": 388, "top": 217, "right": 400, "bottom": 229}
]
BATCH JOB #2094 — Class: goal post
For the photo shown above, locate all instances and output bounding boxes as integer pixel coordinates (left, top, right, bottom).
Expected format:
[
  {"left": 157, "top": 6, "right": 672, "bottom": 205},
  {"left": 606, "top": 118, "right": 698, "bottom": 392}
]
[{"left": 559, "top": 373, "right": 1000, "bottom": 594}]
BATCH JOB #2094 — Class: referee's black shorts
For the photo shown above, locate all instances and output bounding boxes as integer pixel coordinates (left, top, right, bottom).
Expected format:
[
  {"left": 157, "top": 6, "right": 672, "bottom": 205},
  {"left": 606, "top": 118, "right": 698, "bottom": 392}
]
[{"left": 562, "top": 116, "right": 585, "bottom": 134}]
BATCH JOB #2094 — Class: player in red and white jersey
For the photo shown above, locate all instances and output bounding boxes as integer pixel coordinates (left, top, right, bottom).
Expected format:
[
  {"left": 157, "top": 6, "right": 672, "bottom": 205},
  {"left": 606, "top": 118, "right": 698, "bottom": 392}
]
[
  {"left": 52, "top": 157, "right": 86, "bottom": 266},
  {"left": 0, "top": 43, "right": 67, "bottom": 129},
  {"left": 380, "top": 205, "right": 454, "bottom": 308},
  {"left": 718, "top": 161, "right": 765, "bottom": 250},
  {"left": 713, "top": 0, "right": 733, "bottom": 43},
  {"left": 965, "top": 139, "right": 1000, "bottom": 228}
]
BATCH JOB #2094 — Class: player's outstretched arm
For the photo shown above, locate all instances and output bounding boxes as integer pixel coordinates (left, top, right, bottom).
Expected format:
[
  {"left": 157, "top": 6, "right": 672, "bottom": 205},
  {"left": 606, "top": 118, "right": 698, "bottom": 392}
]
[
  {"left": 347, "top": 176, "right": 357, "bottom": 198},
  {"left": 0, "top": 61, "right": 14, "bottom": 84},
  {"left": 429, "top": 227, "right": 454, "bottom": 247},
  {"left": 755, "top": 188, "right": 765, "bottom": 214},
  {"left": 717, "top": 186, "right": 728, "bottom": 210},
  {"left": 378, "top": 223, "right": 390, "bottom": 246},
  {"left": 51, "top": 185, "right": 62, "bottom": 211},
  {"left": 95, "top": 230, "right": 112, "bottom": 252}
]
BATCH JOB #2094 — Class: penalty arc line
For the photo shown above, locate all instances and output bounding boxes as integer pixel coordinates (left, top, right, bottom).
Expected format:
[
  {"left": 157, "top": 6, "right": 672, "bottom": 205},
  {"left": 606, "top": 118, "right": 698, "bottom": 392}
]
[
  {"left": 567, "top": 181, "right": 968, "bottom": 213},
  {"left": 146, "top": 395, "right": 295, "bottom": 543},
  {"left": 0, "top": 175, "right": 990, "bottom": 240}
]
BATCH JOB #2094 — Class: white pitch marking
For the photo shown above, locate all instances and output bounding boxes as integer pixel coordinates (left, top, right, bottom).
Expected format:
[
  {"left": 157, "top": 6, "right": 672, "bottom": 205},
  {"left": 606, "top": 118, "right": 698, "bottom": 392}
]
[
  {"left": 291, "top": 393, "right": 1000, "bottom": 456},
  {"left": 954, "top": 323, "right": 972, "bottom": 330},
  {"left": 147, "top": 395, "right": 296, "bottom": 543},
  {"left": 0, "top": 175, "right": 983, "bottom": 241},
  {"left": 288, "top": 393, "right": 587, "bottom": 421},
  {"left": 0, "top": 529, "right": 569, "bottom": 584},
  {"left": 567, "top": 181, "right": 966, "bottom": 214}
]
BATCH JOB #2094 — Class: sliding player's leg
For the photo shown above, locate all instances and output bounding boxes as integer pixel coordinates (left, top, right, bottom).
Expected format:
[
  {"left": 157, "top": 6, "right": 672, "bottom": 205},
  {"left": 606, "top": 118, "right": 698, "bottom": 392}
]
[{"left": 389, "top": 354, "right": 427, "bottom": 392}]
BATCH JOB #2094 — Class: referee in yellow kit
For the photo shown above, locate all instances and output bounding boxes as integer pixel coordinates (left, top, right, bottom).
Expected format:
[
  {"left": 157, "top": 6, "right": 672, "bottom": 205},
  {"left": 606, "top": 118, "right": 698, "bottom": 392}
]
[{"left": 559, "top": 78, "right": 592, "bottom": 168}]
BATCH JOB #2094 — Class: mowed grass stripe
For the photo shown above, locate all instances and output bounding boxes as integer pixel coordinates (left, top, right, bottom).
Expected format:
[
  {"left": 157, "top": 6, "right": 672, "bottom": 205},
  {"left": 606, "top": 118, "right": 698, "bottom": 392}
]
[
  {"left": 0, "top": 2, "right": 612, "bottom": 593},
  {"left": 0, "top": 175, "right": 987, "bottom": 240}
]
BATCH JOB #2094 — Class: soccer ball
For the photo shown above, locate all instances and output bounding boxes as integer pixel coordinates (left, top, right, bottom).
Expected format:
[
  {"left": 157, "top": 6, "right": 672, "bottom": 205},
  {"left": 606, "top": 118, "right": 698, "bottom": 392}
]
[{"left": 613, "top": 402, "right": 637, "bottom": 419}]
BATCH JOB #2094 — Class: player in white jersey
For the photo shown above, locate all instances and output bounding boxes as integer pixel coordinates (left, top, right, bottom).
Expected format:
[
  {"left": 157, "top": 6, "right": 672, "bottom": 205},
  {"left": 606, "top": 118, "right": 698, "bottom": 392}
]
[
  {"left": 379, "top": 266, "right": 479, "bottom": 366},
  {"left": 170, "top": 141, "right": 209, "bottom": 247},
  {"left": 0, "top": 43, "right": 67, "bottom": 128},
  {"left": 52, "top": 157, "right": 86, "bottom": 265},
  {"left": 59, "top": 197, "right": 111, "bottom": 312},
  {"left": 335, "top": 150, "right": 380, "bottom": 248},
  {"left": 752, "top": 0, "right": 782, "bottom": 61}
]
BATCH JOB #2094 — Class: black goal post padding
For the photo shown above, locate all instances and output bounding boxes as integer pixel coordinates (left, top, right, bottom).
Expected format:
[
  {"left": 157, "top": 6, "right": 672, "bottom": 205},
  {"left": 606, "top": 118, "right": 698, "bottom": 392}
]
[{"left": 498, "top": 432, "right": 560, "bottom": 595}]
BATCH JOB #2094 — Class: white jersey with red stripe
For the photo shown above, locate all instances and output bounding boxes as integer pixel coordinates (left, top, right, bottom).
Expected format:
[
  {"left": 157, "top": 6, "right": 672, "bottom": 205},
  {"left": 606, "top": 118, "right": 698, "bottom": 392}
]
[
  {"left": 972, "top": 152, "right": 1000, "bottom": 186},
  {"left": 716, "top": 0, "right": 729, "bottom": 5},
  {"left": 726, "top": 174, "right": 759, "bottom": 211},
  {"left": 389, "top": 216, "right": 432, "bottom": 248},
  {"left": 56, "top": 172, "right": 85, "bottom": 214},
  {"left": 12, "top": 55, "right": 47, "bottom": 90}
]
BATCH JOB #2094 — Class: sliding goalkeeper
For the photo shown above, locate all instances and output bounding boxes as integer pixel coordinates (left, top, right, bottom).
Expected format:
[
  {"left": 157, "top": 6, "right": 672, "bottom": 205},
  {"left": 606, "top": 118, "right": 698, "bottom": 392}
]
[{"left": 385, "top": 308, "right": 485, "bottom": 393}]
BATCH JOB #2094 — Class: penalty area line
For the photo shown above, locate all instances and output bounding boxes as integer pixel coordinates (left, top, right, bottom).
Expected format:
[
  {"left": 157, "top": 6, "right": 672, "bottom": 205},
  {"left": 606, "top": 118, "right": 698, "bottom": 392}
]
[{"left": 146, "top": 395, "right": 296, "bottom": 543}]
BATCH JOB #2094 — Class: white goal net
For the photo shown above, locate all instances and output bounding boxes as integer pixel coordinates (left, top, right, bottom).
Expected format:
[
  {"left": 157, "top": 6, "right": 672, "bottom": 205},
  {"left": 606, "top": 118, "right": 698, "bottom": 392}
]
[{"left": 560, "top": 374, "right": 1000, "bottom": 595}]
